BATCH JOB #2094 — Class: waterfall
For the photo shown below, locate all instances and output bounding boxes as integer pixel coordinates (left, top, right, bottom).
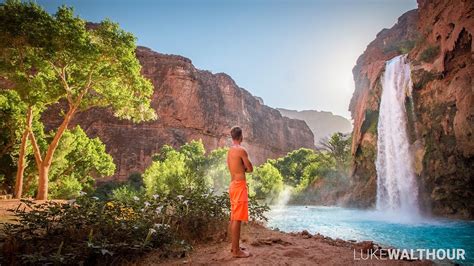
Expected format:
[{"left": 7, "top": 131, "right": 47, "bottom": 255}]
[{"left": 376, "top": 55, "right": 420, "bottom": 217}]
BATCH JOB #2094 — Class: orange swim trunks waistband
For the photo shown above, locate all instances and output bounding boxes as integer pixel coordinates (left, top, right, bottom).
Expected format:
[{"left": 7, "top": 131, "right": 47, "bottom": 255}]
[{"left": 229, "top": 180, "right": 249, "bottom": 222}]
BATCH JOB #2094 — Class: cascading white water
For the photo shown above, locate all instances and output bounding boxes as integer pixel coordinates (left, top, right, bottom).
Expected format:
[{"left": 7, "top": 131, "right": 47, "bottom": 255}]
[{"left": 376, "top": 55, "right": 420, "bottom": 217}]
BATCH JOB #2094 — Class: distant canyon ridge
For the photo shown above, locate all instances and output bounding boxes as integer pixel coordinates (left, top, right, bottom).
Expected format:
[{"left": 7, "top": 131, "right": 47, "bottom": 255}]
[
  {"left": 277, "top": 108, "right": 352, "bottom": 144},
  {"left": 44, "top": 46, "right": 316, "bottom": 181}
]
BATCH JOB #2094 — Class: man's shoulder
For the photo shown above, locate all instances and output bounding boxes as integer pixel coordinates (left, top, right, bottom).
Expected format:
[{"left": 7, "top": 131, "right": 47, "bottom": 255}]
[{"left": 229, "top": 145, "right": 247, "bottom": 154}]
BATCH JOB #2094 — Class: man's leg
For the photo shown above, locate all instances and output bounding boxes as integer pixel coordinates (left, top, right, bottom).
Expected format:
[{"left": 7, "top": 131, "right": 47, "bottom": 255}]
[
  {"left": 231, "top": 220, "right": 241, "bottom": 253},
  {"left": 231, "top": 220, "right": 249, "bottom": 257}
]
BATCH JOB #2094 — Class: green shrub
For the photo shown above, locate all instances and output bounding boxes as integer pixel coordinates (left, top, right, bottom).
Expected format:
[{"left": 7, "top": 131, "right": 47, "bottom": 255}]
[
  {"left": 111, "top": 185, "right": 141, "bottom": 203},
  {"left": 361, "top": 110, "right": 379, "bottom": 135},
  {"left": 93, "top": 173, "right": 143, "bottom": 200},
  {"left": 412, "top": 70, "right": 440, "bottom": 90},
  {"left": 1, "top": 197, "right": 175, "bottom": 264},
  {"left": 49, "top": 175, "right": 83, "bottom": 199},
  {"left": 271, "top": 148, "right": 317, "bottom": 187},
  {"left": 1, "top": 192, "right": 269, "bottom": 264},
  {"left": 383, "top": 39, "right": 416, "bottom": 54},
  {"left": 420, "top": 45, "right": 440, "bottom": 62},
  {"left": 143, "top": 141, "right": 226, "bottom": 196},
  {"left": 249, "top": 163, "right": 284, "bottom": 201}
]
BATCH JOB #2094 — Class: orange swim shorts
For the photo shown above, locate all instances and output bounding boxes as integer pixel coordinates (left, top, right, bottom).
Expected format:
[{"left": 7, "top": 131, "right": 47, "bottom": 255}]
[{"left": 229, "top": 180, "right": 249, "bottom": 222}]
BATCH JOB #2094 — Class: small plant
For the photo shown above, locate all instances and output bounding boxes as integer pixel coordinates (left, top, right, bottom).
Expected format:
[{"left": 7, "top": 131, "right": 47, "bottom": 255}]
[
  {"left": 419, "top": 45, "right": 440, "bottom": 62},
  {"left": 111, "top": 185, "right": 141, "bottom": 203},
  {"left": 383, "top": 39, "right": 416, "bottom": 54},
  {"left": 49, "top": 175, "right": 84, "bottom": 199}
]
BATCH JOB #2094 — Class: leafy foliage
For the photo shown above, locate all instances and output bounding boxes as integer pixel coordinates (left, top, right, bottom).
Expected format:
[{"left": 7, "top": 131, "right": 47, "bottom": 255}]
[
  {"left": 319, "top": 132, "right": 352, "bottom": 173},
  {"left": 271, "top": 148, "right": 317, "bottom": 187},
  {"left": 248, "top": 162, "right": 284, "bottom": 201},
  {"left": 0, "top": 0, "right": 156, "bottom": 199},
  {"left": 144, "top": 140, "right": 228, "bottom": 196},
  {"left": 48, "top": 126, "right": 115, "bottom": 198},
  {"left": 111, "top": 185, "right": 142, "bottom": 203},
  {"left": 254, "top": 133, "right": 353, "bottom": 202},
  {"left": 93, "top": 173, "right": 143, "bottom": 200},
  {"left": 419, "top": 45, "right": 440, "bottom": 62},
  {"left": 383, "top": 39, "right": 416, "bottom": 54},
  {"left": 0, "top": 90, "right": 46, "bottom": 194},
  {"left": 295, "top": 152, "right": 337, "bottom": 192},
  {"left": 206, "top": 148, "right": 229, "bottom": 194},
  {"left": 1, "top": 190, "right": 269, "bottom": 264},
  {"left": 19, "top": 126, "right": 116, "bottom": 199}
]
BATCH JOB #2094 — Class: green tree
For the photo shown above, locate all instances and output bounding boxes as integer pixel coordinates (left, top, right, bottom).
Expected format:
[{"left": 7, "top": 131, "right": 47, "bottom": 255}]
[
  {"left": 296, "top": 152, "right": 337, "bottom": 192},
  {"left": 271, "top": 148, "right": 317, "bottom": 187},
  {"left": 0, "top": 90, "right": 46, "bottom": 197},
  {"left": 144, "top": 148, "right": 188, "bottom": 195},
  {"left": 250, "top": 162, "right": 284, "bottom": 201},
  {"left": 0, "top": 90, "right": 26, "bottom": 194},
  {"left": 319, "top": 132, "right": 352, "bottom": 174},
  {"left": 0, "top": 1, "right": 156, "bottom": 199},
  {"left": 144, "top": 140, "right": 231, "bottom": 196},
  {"left": 47, "top": 126, "right": 115, "bottom": 199},
  {"left": 0, "top": 0, "right": 57, "bottom": 198}
]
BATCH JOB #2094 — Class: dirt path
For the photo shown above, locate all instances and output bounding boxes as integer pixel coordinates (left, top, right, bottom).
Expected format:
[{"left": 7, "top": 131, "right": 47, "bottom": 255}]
[{"left": 138, "top": 223, "right": 432, "bottom": 265}]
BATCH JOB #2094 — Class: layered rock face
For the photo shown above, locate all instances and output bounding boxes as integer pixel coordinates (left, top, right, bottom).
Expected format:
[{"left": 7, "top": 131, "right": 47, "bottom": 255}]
[
  {"left": 278, "top": 108, "right": 352, "bottom": 144},
  {"left": 348, "top": 0, "right": 473, "bottom": 219},
  {"left": 44, "top": 46, "right": 314, "bottom": 181}
]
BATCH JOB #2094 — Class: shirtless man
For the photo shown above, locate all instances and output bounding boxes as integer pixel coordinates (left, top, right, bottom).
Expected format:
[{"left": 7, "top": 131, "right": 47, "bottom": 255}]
[{"left": 227, "top": 126, "right": 253, "bottom": 258}]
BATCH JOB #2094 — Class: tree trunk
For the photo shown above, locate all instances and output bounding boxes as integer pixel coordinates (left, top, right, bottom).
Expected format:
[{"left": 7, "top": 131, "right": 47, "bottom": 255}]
[
  {"left": 14, "top": 106, "right": 33, "bottom": 199},
  {"left": 36, "top": 106, "right": 76, "bottom": 200},
  {"left": 36, "top": 165, "right": 49, "bottom": 200}
]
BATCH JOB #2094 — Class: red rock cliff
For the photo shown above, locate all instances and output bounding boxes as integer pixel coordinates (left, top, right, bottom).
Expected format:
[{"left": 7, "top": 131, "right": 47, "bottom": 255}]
[
  {"left": 44, "top": 46, "right": 314, "bottom": 181},
  {"left": 347, "top": 0, "right": 473, "bottom": 219}
]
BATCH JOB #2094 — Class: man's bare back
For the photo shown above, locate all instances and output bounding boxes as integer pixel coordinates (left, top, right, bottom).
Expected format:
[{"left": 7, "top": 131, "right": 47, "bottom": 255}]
[{"left": 227, "top": 145, "right": 253, "bottom": 181}]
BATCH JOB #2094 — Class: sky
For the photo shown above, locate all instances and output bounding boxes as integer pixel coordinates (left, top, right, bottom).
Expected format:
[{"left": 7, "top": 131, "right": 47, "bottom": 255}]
[{"left": 37, "top": 0, "right": 417, "bottom": 120}]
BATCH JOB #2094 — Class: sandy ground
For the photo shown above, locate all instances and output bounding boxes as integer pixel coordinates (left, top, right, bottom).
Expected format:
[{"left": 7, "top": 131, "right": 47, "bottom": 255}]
[
  {"left": 0, "top": 199, "right": 27, "bottom": 223},
  {"left": 137, "top": 223, "right": 432, "bottom": 266}
]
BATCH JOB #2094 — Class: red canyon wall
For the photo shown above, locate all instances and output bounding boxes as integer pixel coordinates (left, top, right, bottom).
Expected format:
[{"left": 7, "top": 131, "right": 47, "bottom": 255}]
[{"left": 44, "top": 46, "right": 315, "bottom": 181}]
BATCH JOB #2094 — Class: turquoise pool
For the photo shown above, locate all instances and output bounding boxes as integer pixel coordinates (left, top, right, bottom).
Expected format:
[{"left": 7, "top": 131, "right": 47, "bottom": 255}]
[{"left": 267, "top": 206, "right": 474, "bottom": 265}]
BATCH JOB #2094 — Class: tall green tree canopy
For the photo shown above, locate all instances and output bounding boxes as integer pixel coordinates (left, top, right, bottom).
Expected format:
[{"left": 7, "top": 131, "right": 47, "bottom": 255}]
[
  {"left": 0, "top": 0, "right": 156, "bottom": 199},
  {"left": 319, "top": 132, "right": 352, "bottom": 173}
]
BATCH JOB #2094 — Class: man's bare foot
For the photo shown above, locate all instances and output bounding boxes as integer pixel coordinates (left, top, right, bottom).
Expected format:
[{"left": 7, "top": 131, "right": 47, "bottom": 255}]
[
  {"left": 230, "top": 246, "right": 247, "bottom": 252},
  {"left": 232, "top": 249, "right": 250, "bottom": 258}
]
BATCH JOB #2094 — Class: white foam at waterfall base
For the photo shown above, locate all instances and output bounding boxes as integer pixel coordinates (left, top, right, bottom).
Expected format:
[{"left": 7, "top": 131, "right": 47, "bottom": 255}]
[
  {"left": 376, "top": 54, "right": 421, "bottom": 222},
  {"left": 274, "top": 185, "right": 292, "bottom": 208}
]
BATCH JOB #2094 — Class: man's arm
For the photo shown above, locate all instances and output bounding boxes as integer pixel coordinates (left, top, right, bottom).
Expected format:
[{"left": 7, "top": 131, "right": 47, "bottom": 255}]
[{"left": 241, "top": 148, "right": 253, "bottom": 173}]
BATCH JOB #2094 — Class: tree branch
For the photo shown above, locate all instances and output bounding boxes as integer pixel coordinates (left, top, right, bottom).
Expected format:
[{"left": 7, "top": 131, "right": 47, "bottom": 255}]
[
  {"left": 28, "top": 129, "right": 43, "bottom": 167},
  {"left": 49, "top": 61, "right": 74, "bottom": 105},
  {"left": 42, "top": 106, "right": 76, "bottom": 167}
]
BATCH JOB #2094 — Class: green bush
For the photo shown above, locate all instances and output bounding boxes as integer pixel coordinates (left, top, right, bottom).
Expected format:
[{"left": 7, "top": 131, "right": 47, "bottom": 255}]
[
  {"left": 144, "top": 141, "right": 227, "bottom": 196},
  {"left": 93, "top": 173, "right": 143, "bottom": 200},
  {"left": 249, "top": 163, "right": 284, "bottom": 201},
  {"left": 111, "top": 185, "right": 141, "bottom": 203},
  {"left": 49, "top": 175, "right": 83, "bottom": 199},
  {"left": 0, "top": 193, "right": 268, "bottom": 265},
  {"left": 271, "top": 148, "right": 317, "bottom": 187},
  {"left": 383, "top": 39, "right": 416, "bottom": 54},
  {"left": 419, "top": 45, "right": 440, "bottom": 62}
]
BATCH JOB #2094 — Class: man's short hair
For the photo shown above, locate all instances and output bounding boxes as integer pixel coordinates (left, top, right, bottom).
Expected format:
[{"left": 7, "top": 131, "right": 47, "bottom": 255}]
[{"left": 230, "top": 126, "right": 243, "bottom": 140}]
